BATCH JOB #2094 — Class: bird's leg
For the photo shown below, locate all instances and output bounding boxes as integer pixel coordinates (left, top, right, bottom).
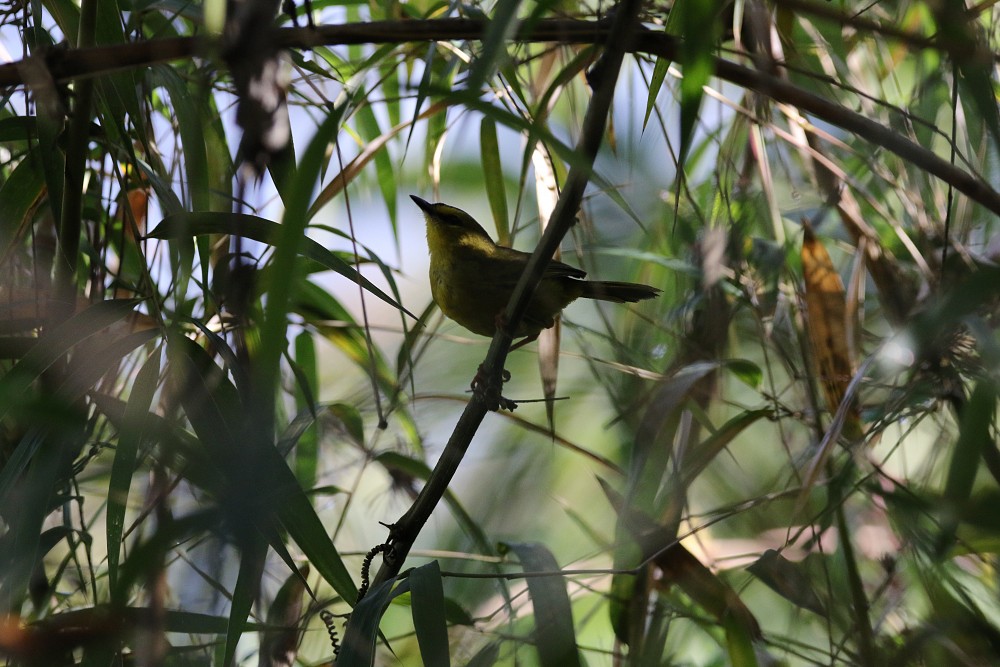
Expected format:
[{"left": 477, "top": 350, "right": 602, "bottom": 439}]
[
  {"left": 470, "top": 310, "right": 523, "bottom": 390},
  {"left": 494, "top": 309, "right": 541, "bottom": 352},
  {"left": 510, "top": 332, "right": 539, "bottom": 352},
  {"left": 471, "top": 365, "right": 510, "bottom": 390},
  {"left": 467, "top": 312, "right": 528, "bottom": 411},
  {"left": 471, "top": 366, "right": 516, "bottom": 411}
]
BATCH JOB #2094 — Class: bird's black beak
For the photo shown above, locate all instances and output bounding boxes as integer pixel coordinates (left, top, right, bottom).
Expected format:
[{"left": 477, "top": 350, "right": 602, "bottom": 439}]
[{"left": 410, "top": 195, "right": 434, "bottom": 213}]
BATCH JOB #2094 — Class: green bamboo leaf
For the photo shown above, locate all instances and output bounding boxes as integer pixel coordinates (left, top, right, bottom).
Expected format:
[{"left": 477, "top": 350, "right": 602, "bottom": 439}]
[
  {"left": 724, "top": 612, "right": 760, "bottom": 667},
  {"left": 150, "top": 65, "right": 210, "bottom": 211},
  {"left": 959, "top": 63, "right": 1000, "bottom": 158},
  {"left": 676, "top": 0, "right": 724, "bottom": 164},
  {"left": 480, "top": 117, "right": 510, "bottom": 246},
  {"left": 356, "top": 103, "right": 398, "bottom": 238},
  {"left": 725, "top": 358, "right": 763, "bottom": 388},
  {"left": 45, "top": 0, "right": 81, "bottom": 49},
  {"left": 107, "top": 347, "right": 161, "bottom": 596},
  {"left": 681, "top": 409, "right": 772, "bottom": 487},
  {"left": 146, "top": 212, "right": 414, "bottom": 318},
  {"left": 409, "top": 43, "right": 444, "bottom": 152},
  {"left": 113, "top": 511, "right": 221, "bottom": 594},
  {"left": 465, "top": 642, "right": 500, "bottom": 667},
  {"left": 292, "top": 332, "right": 319, "bottom": 488},
  {"left": 160, "top": 609, "right": 238, "bottom": 634},
  {"left": 171, "top": 336, "right": 359, "bottom": 603},
  {"left": 945, "top": 381, "right": 994, "bottom": 505},
  {"left": 92, "top": 0, "right": 143, "bottom": 149},
  {"left": 0, "top": 116, "right": 35, "bottom": 142},
  {"left": 253, "top": 97, "right": 351, "bottom": 432},
  {"left": 601, "top": 480, "right": 762, "bottom": 642},
  {"left": 747, "top": 550, "right": 826, "bottom": 617},
  {"left": 0, "top": 299, "right": 140, "bottom": 421},
  {"left": 933, "top": 0, "right": 1000, "bottom": 157},
  {"left": 381, "top": 59, "right": 401, "bottom": 129},
  {"left": 372, "top": 451, "right": 492, "bottom": 557},
  {"left": 938, "top": 380, "right": 996, "bottom": 554},
  {"left": 0, "top": 155, "right": 45, "bottom": 257},
  {"left": 410, "top": 561, "right": 450, "bottom": 667},
  {"left": 266, "top": 136, "right": 297, "bottom": 208},
  {"left": 611, "top": 363, "right": 720, "bottom": 644},
  {"left": 466, "top": 1, "right": 521, "bottom": 92},
  {"left": 277, "top": 405, "right": 318, "bottom": 459},
  {"left": 224, "top": 536, "right": 268, "bottom": 667},
  {"left": 261, "top": 565, "right": 309, "bottom": 667},
  {"left": 328, "top": 402, "right": 365, "bottom": 445},
  {"left": 454, "top": 91, "right": 643, "bottom": 227},
  {"left": 395, "top": 300, "right": 439, "bottom": 394},
  {"left": 347, "top": 229, "right": 413, "bottom": 341},
  {"left": 338, "top": 578, "right": 407, "bottom": 666},
  {"left": 0, "top": 427, "right": 72, "bottom": 612},
  {"left": 643, "top": 55, "right": 671, "bottom": 130},
  {"left": 293, "top": 279, "right": 398, "bottom": 393},
  {"left": 502, "top": 542, "right": 581, "bottom": 667},
  {"left": 58, "top": 329, "right": 159, "bottom": 399}
]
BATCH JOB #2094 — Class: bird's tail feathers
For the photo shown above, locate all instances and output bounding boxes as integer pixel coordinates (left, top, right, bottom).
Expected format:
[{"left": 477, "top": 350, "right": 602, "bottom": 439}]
[{"left": 581, "top": 281, "right": 661, "bottom": 303}]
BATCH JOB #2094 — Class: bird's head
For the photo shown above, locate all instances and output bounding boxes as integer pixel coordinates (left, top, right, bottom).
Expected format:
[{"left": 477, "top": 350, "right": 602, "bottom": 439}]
[{"left": 410, "top": 195, "right": 495, "bottom": 254}]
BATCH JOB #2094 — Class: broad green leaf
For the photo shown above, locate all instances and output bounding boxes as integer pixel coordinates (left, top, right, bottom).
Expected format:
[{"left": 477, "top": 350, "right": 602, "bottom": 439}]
[
  {"left": 502, "top": 542, "right": 581, "bottom": 667},
  {"left": 410, "top": 561, "right": 450, "bottom": 667}
]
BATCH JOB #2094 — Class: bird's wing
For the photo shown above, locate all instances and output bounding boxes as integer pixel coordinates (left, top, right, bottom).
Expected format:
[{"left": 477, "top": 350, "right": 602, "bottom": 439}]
[
  {"left": 544, "top": 259, "right": 587, "bottom": 280},
  {"left": 491, "top": 246, "right": 587, "bottom": 281}
]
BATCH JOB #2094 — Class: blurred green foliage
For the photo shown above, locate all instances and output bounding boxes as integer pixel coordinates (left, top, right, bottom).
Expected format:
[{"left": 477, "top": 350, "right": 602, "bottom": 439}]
[{"left": 1, "top": 0, "right": 1000, "bottom": 665}]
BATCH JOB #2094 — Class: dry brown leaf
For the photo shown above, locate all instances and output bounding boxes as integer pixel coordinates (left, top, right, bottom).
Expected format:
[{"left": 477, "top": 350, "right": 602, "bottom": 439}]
[
  {"left": 801, "top": 224, "right": 858, "bottom": 432},
  {"left": 118, "top": 188, "right": 149, "bottom": 239}
]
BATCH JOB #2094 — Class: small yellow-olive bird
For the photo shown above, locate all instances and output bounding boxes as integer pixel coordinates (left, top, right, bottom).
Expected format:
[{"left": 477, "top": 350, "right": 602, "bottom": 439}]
[{"left": 411, "top": 195, "right": 660, "bottom": 348}]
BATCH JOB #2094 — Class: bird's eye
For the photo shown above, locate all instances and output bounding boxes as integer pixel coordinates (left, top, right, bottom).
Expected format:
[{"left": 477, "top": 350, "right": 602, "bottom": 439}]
[{"left": 439, "top": 211, "right": 464, "bottom": 227}]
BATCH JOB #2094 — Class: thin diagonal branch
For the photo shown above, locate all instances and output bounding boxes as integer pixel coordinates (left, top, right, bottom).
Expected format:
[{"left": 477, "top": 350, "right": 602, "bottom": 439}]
[{"left": 366, "top": 0, "right": 644, "bottom": 594}]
